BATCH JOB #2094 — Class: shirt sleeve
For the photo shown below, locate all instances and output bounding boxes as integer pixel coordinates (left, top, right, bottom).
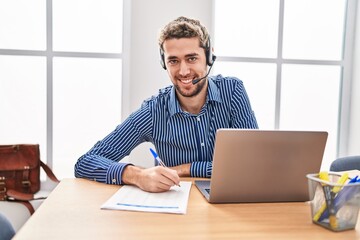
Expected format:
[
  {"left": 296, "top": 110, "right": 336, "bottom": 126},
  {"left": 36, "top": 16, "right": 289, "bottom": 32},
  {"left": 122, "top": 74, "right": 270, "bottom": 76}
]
[
  {"left": 74, "top": 105, "right": 153, "bottom": 185},
  {"left": 190, "top": 161, "right": 212, "bottom": 178},
  {"left": 230, "top": 80, "right": 259, "bottom": 129}
]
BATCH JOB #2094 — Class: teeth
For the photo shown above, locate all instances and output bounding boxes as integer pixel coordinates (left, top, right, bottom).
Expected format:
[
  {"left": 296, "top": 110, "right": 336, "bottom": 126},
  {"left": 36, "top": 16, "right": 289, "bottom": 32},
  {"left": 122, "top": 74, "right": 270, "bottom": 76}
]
[{"left": 180, "top": 79, "right": 192, "bottom": 84}]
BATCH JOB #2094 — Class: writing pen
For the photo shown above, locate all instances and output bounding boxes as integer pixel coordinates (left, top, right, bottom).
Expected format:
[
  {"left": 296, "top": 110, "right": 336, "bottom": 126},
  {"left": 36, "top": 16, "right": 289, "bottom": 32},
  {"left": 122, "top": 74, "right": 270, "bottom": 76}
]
[
  {"left": 150, "top": 148, "right": 166, "bottom": 167},
  {"left": 149, "top": 148, "right": 180, "bottom": 187}
]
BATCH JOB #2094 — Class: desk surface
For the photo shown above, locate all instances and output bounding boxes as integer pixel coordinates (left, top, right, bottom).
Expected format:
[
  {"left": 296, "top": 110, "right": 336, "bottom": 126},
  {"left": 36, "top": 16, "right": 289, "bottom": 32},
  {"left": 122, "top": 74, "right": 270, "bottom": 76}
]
[{"left": 14, "top": 177, "right": 360, "bottom": 240}]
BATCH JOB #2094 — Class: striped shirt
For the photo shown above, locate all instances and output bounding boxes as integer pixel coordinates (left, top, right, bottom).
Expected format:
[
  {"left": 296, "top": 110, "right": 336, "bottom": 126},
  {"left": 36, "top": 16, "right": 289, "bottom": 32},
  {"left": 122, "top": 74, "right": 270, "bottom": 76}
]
[{"left": 74, "top": 74, "right": 258, "bottom": 185}]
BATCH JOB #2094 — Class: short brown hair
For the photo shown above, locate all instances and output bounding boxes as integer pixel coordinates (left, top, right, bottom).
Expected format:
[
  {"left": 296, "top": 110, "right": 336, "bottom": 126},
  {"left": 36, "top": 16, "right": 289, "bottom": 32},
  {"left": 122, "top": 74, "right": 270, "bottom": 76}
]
[{"left": 158, "top": 16, "right": 210, "bottom": 50}]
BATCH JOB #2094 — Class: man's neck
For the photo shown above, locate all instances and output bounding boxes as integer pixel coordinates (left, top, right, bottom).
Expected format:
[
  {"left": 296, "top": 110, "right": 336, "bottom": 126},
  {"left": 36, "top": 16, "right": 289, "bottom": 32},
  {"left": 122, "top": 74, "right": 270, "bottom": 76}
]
[{"left": 178, "top": 85, "right": 207, "bottom": 115}]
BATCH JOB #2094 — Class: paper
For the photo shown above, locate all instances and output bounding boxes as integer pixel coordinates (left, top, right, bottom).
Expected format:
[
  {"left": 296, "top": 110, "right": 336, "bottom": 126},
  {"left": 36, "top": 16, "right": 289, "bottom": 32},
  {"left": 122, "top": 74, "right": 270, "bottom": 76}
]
[{"left": 101, "top": 181, "right": 192, "bottom": 214}]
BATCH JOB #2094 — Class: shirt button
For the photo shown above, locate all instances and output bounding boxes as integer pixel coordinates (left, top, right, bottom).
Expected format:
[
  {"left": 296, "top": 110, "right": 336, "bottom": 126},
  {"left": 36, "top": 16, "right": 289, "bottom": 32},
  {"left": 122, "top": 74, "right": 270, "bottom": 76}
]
[
  {"left": 197, "top": 117, "right": 200, "bottom": 121},
  {"left": 201, "top": 142, "right": 205, "bottom": 147},
  {"left": 112, "top": 179, "right": 116, "bottom": 184}
]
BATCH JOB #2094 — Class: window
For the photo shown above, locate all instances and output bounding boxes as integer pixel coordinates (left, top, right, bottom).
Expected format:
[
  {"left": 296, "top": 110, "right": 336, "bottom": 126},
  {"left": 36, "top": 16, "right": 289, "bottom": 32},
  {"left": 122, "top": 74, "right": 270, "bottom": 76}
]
[
  {"left": 214, "top": 0, "right": 356, "bottom": 170},
  {"left": 0, "top": 0, "right": 124, "bottom": 179}
]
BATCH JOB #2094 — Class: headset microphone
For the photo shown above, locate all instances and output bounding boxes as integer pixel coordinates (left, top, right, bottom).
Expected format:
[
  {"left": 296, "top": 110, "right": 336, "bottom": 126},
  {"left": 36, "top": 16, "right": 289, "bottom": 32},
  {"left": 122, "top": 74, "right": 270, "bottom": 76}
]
[
  {"left": 192, "top": 67, "right": 211, "bottom": 85},
  {"left": 192, "top": 56, "right": 216, "bottom": 85}
]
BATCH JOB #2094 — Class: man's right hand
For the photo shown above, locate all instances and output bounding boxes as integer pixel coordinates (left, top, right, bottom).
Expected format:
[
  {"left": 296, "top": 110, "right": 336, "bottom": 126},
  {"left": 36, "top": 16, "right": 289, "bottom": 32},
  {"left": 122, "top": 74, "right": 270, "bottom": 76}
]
[{"left": 122, "top": 165, "right": 180, "bottom": 193}]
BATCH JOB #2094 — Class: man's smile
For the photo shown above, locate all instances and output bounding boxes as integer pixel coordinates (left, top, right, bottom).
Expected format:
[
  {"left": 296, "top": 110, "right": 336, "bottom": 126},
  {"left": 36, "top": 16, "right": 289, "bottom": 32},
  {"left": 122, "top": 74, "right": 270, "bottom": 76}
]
[{"left": 178, "top": 77, "right": 195, "bottom": 84}]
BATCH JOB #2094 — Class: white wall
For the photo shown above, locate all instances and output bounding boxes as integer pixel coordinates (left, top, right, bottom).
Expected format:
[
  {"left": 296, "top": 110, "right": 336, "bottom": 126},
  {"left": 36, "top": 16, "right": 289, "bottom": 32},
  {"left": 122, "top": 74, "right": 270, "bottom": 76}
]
[
  {"left": 124, "top": 0, "right": 213, "bottom": 166},
  {"left": 127, "top": 0, "right": 212, "bottom": 111},
  {"left": 348, "top": 2, "right": 360, "bottom": 156}
]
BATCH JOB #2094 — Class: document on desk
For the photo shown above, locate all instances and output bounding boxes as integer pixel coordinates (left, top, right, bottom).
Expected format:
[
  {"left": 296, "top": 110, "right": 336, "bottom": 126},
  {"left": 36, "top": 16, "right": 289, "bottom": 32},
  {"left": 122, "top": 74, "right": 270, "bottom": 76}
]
[{"left": 101, "top": 181, "right": 192, "bottom": 214}]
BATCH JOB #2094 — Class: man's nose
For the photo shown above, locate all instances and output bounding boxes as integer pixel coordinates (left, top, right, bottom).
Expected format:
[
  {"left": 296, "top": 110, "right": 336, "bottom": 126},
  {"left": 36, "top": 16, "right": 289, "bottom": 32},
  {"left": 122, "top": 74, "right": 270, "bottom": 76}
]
[{"left": 179, "top": 61, "right": 190, "bottom": 76}]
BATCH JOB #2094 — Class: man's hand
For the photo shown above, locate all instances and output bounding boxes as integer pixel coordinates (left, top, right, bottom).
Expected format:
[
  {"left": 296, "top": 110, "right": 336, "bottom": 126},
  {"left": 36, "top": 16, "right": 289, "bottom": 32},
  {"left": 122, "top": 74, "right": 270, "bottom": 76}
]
[{"left": 122, "top": 165, "right": 180, "bottom": 193}]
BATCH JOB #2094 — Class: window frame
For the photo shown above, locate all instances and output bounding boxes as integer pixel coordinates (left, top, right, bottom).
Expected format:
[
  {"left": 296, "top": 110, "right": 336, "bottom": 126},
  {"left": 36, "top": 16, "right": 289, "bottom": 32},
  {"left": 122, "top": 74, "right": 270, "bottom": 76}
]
[
  {"left": 0, "top": 0, "right": 130, "bottom": 183},
  {"left": 212, "top": 0, "right": 357, "bottom": 160}
]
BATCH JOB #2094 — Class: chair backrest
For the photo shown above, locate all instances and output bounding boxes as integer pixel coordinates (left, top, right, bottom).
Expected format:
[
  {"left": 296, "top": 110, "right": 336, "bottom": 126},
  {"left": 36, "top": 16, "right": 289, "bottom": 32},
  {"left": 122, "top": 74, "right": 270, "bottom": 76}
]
[
  {"left": 330, "top": 155, "right": 360, "bottom": 171},
  {"left": 0, "top": 213, "right": 15, "bottom": 240}
]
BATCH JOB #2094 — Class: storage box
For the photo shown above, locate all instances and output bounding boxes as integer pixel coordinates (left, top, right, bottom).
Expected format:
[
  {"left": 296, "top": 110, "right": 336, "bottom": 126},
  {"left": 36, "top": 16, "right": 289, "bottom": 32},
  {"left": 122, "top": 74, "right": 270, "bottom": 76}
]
[{"left": 307, "top": 173, "right": 360, "bottom": 231}]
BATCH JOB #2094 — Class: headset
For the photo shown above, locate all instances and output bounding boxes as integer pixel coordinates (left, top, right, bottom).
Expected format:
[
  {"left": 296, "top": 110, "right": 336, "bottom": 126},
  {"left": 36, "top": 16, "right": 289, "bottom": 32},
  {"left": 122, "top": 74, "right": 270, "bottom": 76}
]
[{"left": 159, "top": 37, "right": 216, "bottom": 70}]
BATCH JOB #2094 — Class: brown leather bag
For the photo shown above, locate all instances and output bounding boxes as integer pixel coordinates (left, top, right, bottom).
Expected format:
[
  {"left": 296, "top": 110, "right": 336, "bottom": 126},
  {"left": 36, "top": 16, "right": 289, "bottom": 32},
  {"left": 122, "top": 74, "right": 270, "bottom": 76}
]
[{"left": 0, "top": 144, "right": 59, "bottom": 214}]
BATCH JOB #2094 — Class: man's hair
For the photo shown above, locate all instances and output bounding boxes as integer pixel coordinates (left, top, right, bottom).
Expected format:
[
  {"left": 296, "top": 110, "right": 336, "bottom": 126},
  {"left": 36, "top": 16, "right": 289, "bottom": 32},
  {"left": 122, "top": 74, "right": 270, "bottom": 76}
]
[{"left": 158, "top": 16, "right": 210, "bottom": 50}]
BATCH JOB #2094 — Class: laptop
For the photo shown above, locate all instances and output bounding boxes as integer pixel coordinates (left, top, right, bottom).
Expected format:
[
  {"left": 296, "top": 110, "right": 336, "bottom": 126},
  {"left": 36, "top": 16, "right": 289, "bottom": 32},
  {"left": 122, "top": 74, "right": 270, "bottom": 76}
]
[{"left": 195, "top": 129, "right": 328, "bottom": 203}]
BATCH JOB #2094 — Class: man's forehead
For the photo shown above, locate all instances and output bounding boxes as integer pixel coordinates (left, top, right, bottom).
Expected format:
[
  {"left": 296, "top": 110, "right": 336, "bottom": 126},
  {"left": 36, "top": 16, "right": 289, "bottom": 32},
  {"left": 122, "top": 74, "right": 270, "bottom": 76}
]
[
  {"left": 163, "top": 38, "right": 203, "bottom": 57},
  {"left": 163, "top": 37, "right": 201, "bottom": 49}
]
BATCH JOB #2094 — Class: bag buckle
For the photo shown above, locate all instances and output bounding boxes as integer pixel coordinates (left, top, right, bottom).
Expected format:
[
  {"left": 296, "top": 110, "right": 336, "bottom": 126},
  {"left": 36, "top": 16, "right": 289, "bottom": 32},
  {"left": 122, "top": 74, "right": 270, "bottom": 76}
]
[
  {"left": 22, "top": 180, "right": 31, "bottom": 187},
  {"left": 0, "top": 177, "right": 5, "bottom": 188},
  {"left": 0, "top": 178, "right": 6, "bottom": 197}
]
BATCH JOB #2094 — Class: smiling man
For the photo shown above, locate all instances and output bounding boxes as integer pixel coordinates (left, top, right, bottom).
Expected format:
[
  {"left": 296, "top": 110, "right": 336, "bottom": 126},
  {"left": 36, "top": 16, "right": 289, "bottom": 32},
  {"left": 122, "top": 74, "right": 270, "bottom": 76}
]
[{"left": 74, "top": 16, "right": 258, "bottom": 193}]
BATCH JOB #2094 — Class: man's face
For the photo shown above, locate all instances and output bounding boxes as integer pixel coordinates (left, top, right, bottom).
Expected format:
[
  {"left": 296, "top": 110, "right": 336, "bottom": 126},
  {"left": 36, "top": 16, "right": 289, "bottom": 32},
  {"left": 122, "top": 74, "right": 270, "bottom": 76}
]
[{"left": 162, "top": 37, "right": 208, "bottom": 98}]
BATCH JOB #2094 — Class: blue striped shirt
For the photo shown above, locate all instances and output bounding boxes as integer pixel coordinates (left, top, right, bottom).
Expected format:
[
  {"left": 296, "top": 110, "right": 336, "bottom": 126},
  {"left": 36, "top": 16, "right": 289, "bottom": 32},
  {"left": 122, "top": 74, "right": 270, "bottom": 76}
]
[{"left": 74, "top": 74, "right": 258, "bottom": 184}]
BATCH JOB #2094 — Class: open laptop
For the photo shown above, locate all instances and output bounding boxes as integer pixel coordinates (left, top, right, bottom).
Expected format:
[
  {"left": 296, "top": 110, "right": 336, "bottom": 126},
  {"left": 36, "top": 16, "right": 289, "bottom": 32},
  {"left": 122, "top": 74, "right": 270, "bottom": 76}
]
[{"left": 195, "top": 129, "right": 328, "bottom": 203}]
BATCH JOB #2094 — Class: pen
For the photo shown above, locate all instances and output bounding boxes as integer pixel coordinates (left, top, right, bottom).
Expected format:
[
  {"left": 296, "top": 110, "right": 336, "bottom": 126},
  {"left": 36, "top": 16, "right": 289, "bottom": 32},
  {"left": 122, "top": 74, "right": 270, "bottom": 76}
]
[
  {"left": 316, "top": 172, "right": 338, "bottom": 228},
  {"left": 313, "top": 172, "right": 348, "bottom": 222},
  {"left": 150, "top": 148, "right": 166, "bottom": 167},
  {"left": 149, "top": 148, "right": 180, "bottom": 187},
  {"left": 318, "top": 175, "right": 360, "bottom": 222}
]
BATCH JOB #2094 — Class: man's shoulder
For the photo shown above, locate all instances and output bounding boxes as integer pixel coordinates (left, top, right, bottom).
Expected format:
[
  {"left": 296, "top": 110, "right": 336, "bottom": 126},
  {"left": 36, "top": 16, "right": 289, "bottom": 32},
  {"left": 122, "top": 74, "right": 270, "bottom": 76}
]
[
  {"left": 142, "top": 85, "right": 173, "bottom": 106},
  {"left": 210, "top": 74, "right": 244, "bottom": 89}
]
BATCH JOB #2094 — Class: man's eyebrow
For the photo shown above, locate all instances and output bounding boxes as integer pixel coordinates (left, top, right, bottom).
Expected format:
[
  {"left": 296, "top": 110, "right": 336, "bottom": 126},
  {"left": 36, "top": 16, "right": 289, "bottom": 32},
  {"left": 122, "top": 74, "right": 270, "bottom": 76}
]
[
  {"left": 167, "top": 56, "right": 178, "bottom": 60},
  {"left": 167, "top": 53, "right": 199, "bottom": 60},
  {"left": 185, "top": 53, "right": 199, "bottom": 58}
]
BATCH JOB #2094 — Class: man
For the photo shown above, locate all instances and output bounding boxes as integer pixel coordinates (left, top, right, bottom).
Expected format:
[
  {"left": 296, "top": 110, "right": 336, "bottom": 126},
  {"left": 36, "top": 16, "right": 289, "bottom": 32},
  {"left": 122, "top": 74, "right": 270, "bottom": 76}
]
[{"left": 74, "top": 16, "right": 258, "bottom": 193}]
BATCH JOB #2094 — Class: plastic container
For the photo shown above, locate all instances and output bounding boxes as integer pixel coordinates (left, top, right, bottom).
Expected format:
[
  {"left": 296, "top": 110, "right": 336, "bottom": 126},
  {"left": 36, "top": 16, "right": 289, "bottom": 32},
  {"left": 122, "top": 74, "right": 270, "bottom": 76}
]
[{"left": 307, "top": 173, "right": 360, "bottom": 231}]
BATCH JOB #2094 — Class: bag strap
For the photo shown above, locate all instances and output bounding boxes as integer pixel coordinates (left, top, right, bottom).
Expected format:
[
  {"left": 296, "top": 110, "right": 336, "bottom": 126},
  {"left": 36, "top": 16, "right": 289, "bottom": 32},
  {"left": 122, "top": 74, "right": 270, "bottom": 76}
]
[
  {"left": 6, "top": 161, "right": 60, "bottom": 201},
  {"left": 11, "top": 200, "right": 36, "bottom": 215},
  {"left": 40, "top": 161, "right": 60, "bottom": 183}
]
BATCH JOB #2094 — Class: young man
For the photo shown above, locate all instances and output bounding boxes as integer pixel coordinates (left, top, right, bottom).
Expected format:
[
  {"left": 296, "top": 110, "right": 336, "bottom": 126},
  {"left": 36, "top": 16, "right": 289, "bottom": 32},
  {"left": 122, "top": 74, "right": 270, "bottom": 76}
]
[{"left": 74, "top": 16, "right": 258, "bottom": 193}]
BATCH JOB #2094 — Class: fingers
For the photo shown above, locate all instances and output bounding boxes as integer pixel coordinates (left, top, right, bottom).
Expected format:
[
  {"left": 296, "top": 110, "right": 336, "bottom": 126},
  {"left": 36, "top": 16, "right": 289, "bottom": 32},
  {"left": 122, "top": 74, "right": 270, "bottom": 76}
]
[
  {"left": 137, "top": 167, "right": 180, "bottom": 193},
  {"left": 159, "top": 167, "right": 180, "bottom": 187}
]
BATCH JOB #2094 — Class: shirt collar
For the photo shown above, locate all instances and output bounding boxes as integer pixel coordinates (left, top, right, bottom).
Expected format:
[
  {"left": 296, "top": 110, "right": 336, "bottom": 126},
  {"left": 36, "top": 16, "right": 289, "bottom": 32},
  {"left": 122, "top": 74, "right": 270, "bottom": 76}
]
[{"left": 169, "top": 77, "right": 222, "bottom": 116}]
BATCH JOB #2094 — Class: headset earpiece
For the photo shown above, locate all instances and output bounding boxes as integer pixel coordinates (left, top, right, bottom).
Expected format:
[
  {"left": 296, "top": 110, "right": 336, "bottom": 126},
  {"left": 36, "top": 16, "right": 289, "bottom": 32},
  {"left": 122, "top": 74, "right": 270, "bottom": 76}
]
[
  {"left": 160, "top": 48, "right": 166, "bottom": 70},
  {"left": 205, "top": 38, "right": 215, "bottom": 67}
]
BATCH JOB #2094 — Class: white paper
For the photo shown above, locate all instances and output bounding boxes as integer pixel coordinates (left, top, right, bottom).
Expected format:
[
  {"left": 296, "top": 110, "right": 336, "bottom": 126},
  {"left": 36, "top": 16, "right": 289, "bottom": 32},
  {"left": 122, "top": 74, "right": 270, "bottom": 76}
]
[{"left": 101, "top": 181, "right": 192, "bottom": 214}]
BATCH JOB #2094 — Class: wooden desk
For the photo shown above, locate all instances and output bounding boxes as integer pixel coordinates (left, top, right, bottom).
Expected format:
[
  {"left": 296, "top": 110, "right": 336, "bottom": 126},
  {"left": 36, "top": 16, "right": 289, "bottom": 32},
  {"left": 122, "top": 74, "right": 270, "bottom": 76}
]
[{"left": 14, "top": 178, "right": 360, "bottom": 240}]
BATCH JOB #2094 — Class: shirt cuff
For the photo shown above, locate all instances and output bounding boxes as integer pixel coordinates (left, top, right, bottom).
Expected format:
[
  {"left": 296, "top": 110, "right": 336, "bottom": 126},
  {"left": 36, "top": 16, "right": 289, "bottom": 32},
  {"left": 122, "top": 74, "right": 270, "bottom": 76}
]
[
  {"left": 190, "top": 161, "right": 212, "bottom": 178},
  {"left": 106, "top": 162, "right": 133, "bottom": 185}
]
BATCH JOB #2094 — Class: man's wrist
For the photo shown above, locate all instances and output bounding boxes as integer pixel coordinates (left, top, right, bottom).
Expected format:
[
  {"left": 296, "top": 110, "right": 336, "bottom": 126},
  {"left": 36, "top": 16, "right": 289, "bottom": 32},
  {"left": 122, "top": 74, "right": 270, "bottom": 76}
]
[
  {"left": 171, "top": 163, "right": 191, "bottom": 177},
  {"left": 122, "top": 165, "right": 142, "bottom": 185}
]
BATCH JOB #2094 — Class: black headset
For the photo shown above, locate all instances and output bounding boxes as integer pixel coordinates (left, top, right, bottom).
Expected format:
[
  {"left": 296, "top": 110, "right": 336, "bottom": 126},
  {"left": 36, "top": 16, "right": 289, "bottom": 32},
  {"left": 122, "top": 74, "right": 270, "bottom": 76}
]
[{"left": 160, "top": 37, "right": 216, "bottom": 70}]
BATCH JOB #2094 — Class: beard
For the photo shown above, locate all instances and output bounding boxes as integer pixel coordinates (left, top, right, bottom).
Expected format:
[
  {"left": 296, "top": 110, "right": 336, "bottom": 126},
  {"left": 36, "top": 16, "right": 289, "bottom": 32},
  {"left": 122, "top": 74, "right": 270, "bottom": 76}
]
[{"left": 174, "top": 78, "right": 207, "bottom": 98}]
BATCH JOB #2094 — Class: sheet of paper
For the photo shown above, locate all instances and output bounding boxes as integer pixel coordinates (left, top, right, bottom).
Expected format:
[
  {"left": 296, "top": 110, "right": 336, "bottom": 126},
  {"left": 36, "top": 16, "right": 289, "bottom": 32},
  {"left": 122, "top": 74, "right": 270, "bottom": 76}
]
[{"left": 101, "top": 181, "right": 192, "bottom": 214}]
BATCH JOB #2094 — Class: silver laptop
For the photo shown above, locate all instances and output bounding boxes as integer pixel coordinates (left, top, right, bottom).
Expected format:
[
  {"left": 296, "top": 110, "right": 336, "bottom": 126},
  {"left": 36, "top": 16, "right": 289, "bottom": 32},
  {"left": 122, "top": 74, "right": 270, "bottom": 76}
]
[{"left": 195, "top": 129, "right": 328, "bottom": 203}]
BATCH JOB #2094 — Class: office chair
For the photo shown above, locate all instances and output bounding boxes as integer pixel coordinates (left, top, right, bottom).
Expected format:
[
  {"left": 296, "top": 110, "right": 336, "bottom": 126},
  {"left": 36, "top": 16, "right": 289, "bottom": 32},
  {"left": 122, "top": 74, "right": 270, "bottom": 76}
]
[
  {"left": 330, "top": 155, "right": 360, "bottom": 172},
  {"left": 0, "top": 213, "right": 15, "bottom": 240}
]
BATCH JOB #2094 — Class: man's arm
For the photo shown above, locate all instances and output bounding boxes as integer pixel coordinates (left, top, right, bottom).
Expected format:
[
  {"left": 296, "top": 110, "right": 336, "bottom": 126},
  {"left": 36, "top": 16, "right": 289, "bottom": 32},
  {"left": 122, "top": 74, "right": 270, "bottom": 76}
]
[
  {"left": 74, "top": 106, "right": 153, "bottom": 185},
  {"left": 169, "top": 163, "right": 191, "bottom": 177},
  {"left": 231, "top": 79, "right": 258, "bottom": 129}
]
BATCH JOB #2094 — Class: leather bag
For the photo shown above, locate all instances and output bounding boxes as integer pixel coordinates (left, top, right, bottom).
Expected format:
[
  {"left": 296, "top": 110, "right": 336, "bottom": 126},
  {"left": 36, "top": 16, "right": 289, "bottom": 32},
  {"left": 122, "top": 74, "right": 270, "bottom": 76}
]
[{"left": 0, "top": 144, "right": 59, "bottom": 214}]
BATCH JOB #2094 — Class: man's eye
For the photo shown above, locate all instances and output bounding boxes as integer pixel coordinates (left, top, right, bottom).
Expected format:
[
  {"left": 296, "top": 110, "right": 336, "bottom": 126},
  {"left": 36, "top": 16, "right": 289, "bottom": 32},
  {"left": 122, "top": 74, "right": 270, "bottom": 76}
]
[
  {"left": 168, "top": 60, "right": 178, "bottom": 65},
  {"left": 188, "top": 57, "right": 197, "bottom": 62}
]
